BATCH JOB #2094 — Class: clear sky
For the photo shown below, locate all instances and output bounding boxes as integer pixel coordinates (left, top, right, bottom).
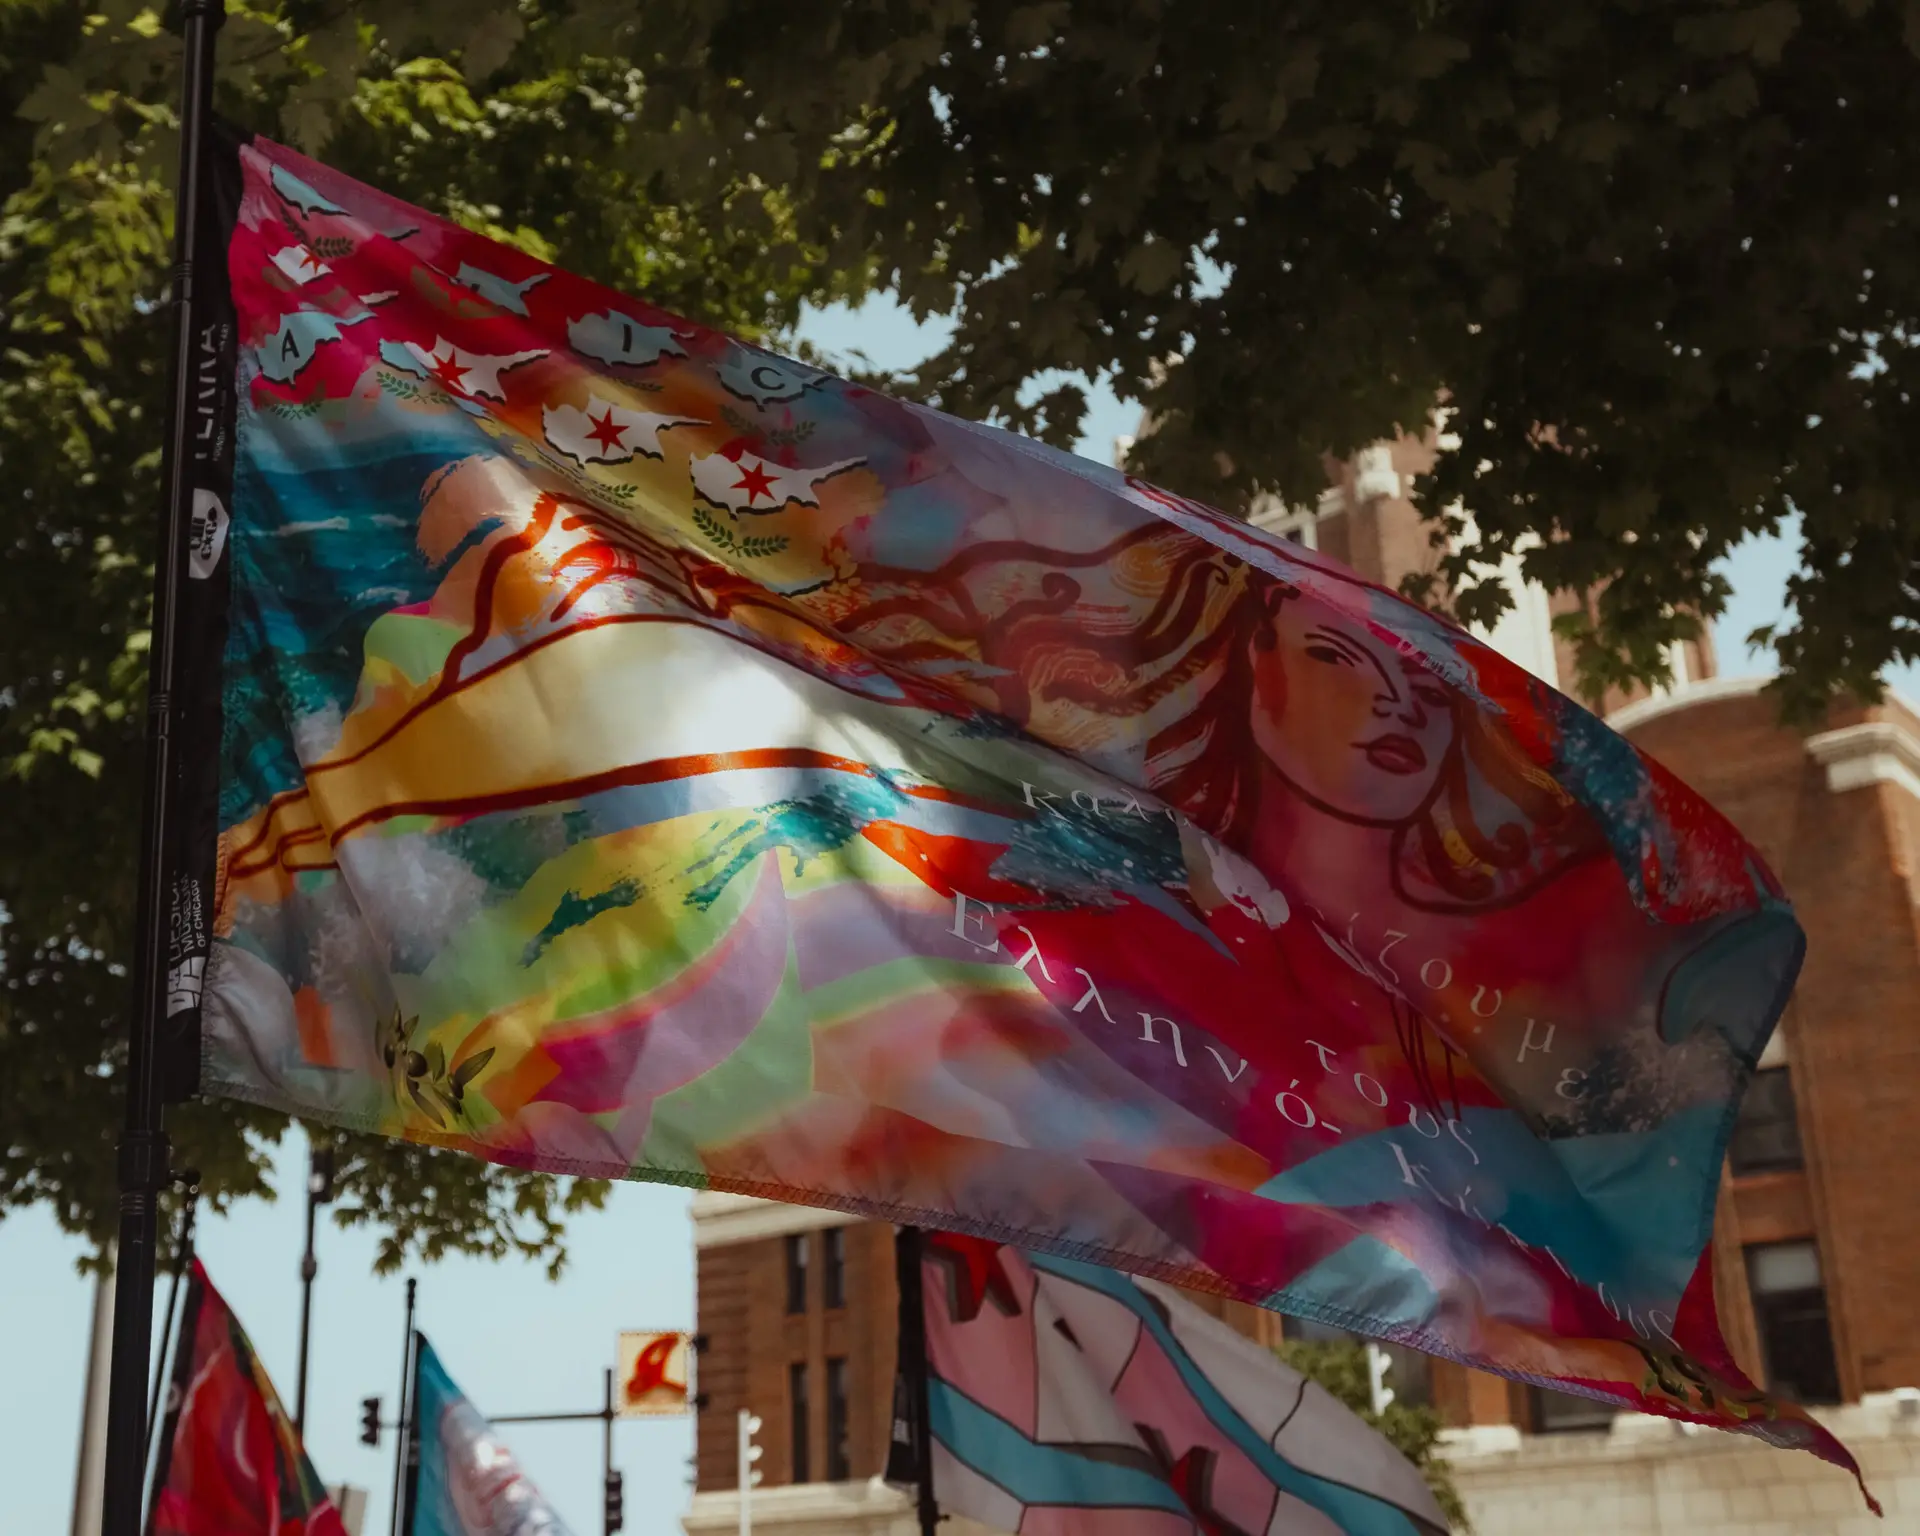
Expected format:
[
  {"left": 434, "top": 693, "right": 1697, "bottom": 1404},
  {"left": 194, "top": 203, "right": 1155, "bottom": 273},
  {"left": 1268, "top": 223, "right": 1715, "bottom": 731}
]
[{"left": 4, "top": 293, "right": 1909, "bottom": 1536}]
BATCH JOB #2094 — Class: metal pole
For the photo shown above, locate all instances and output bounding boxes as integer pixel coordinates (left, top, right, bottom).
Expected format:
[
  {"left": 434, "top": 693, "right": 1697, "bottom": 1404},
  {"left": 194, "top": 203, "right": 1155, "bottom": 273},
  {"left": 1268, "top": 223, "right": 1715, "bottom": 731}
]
[
  {"left": 400, "top": 1332, "right": 423, "bottom": 1536},
  {"left": 388, "top": 1281, "right": 416, "bottom": 1536},
  {"left": 487, "top": 1409, "right": 612, "bottom": 1425},
  {"left": 601, "top": 1368, "right": 614, "bottom": 1536},
  {"left": 70, "top": 1257, "right": 116, "bottom": 1536},
  {"left": 295, "top": 1140, "right": 334, "bottom": 1436},
  {"left": 144, "top": 1181, "right": 202, "bottom": 1493},
  {"left": 896, "top": 1229, "right": 939, "bottom": 1536},
  {"left": 100, "top": 4, "right": 226, "bottom": 1533},
  {"left": 737, "top": 1410, "right": 751, "bottom": 1536}
]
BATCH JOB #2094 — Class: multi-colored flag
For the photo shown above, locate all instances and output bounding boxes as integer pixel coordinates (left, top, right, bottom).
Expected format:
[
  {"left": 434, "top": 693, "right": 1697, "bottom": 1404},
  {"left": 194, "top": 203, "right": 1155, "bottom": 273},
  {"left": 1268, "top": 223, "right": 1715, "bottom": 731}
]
[
  {"left": 408, "top": 1335, "right": 575, "bottom": 1536},
  {"left": 147, "top": 1261, "right": 348, "bottom": 1536},
  {"left": 888, "top": 1231, "right": 1451, "bottom": 1536},
  {"left": 164, "top": 125, "right": 1859, "bottom": 1481}
]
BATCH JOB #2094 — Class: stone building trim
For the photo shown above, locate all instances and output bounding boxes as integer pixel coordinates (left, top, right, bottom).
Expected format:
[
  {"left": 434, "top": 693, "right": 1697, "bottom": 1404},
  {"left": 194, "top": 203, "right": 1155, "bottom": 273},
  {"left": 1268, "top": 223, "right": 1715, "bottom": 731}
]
[
  {"left": 682, "top": 1479, "right": 1000, "bottom": 1536},
  {"left": 692, "top": 1191, "right": 856, "bottom": 1250},
  {"left": 1805, "top": 720, "right": 1920, "bottom": 802},
  {"left": 1605, "top": 673, "right": 1772, "bottom": 734},
  {"left": 682, "top": 1477, "right": 909, "bottom": 1536},
  {"left": 1439, "top": 1394, "right": 1920, "bottom": 1534}
]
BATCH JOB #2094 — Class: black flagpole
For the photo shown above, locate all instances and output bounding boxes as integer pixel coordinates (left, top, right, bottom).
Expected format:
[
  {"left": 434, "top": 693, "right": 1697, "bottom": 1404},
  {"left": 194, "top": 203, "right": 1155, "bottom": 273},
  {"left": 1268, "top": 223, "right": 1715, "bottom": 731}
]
[
  {"left": 600, "top": 1367, "right": 616, "bottom": 1536},
  {"left": 141, "top": 1174, "right": 202, "bottom": 1501},
  {"left": 294, "top": 1138, "right": 335, "bottom": 1436},
  {"left": 100, "top": 4, "right": 226, "bottom": 1536},
  {"left": 399, "top": 1329, "right": 425, "bottom": 1536},
  {"left": 389, "top": 1283, "right": 418, "bottom": 1536},
  {"left": 894, "top": 1228, "right": 940, "bottom": 1536}
]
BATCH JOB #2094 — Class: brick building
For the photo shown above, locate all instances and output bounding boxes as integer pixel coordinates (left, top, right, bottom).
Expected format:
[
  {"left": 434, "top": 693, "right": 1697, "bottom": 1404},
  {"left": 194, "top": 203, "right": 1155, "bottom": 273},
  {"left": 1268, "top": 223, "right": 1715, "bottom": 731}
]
[{"left": 682, "top": 440, "right": 1920, "bottom": 1534}]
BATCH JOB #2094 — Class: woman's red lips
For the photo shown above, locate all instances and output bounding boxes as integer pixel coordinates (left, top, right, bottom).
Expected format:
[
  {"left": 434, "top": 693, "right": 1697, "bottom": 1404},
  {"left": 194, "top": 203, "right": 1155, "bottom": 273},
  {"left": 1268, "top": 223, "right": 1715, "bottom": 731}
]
[{"left": 1361, "top": 734, "right": 1427, "bottom": 774}]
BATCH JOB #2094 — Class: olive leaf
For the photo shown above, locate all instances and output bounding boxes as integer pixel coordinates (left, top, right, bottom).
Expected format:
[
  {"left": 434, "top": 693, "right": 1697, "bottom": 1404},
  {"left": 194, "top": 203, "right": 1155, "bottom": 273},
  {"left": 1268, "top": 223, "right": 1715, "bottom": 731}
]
[
  {"left": 378, "top": 1010, "right": 490, "bottom": 1129},
  {"left": 449, "top": 1047, "right": 497, "bottom": 1106}
]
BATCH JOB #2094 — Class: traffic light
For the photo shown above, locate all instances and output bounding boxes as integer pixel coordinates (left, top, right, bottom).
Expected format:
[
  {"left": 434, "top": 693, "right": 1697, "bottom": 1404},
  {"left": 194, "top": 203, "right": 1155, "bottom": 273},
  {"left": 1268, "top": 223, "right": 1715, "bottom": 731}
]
[
  {"left": 738, "top": 1409, "right": 764, "bottom": 1489},
  {"left": 309, "top": 1144, "right": 336, "bottom": 1204},
  {"left": 603, "top": 1470, "right": 625, "bottom": 1534},
  {"left": 1365, "top": 1344, "right": 1395, "bottom": 1414},
  {"left": 359, "top": 1395, "right": 382, "bottom": 1447}
]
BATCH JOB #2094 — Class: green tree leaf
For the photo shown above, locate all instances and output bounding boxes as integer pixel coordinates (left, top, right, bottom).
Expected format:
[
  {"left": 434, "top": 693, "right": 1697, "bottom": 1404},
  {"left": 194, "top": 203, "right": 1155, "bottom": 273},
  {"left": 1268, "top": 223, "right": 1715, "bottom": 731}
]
[
  {"left": 1, "top": 0, "right": 865, "bottom": 1266},
  {"left": 625, "top": 0, "right": 1920, "bottom": 715}
]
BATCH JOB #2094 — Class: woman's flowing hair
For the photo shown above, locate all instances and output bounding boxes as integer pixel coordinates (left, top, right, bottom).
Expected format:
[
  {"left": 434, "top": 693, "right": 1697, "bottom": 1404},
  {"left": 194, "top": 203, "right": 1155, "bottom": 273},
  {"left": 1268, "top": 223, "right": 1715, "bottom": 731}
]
[
  {"left": 534, "top": 487, "right": 974, "bottom": 718},
  {"left": 1402, "top": 700, "right": 1601, "bottom": 912},
  {"left": 541, "top": 464, "right": 1602, "bottom": 914},
  {"left": 823, "top": 519, "right": 1602, "bottom": 913}
]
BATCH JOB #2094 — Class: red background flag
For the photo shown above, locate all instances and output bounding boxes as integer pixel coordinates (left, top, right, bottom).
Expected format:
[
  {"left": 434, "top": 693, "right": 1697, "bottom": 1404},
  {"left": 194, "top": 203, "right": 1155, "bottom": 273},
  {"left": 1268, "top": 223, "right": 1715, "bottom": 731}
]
[{"left": 147, "top": 1261, "right": 347, "bottom": 1536}]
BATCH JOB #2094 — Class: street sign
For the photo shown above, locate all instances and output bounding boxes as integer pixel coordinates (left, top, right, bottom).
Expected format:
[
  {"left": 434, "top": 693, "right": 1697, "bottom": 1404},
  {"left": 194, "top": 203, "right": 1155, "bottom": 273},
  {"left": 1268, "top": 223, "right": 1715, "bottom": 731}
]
[{"left": 615, "top": 1330, "right": 691, "bottom": 1417}]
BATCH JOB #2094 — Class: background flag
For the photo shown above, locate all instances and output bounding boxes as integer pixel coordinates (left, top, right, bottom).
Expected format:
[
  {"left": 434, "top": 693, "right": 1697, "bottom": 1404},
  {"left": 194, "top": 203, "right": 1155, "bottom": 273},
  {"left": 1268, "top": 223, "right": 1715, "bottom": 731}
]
[
  {"left": 147, "top": 1261, "right": 347, "bottom": 1536},
  {"left": 409, "top": 1335, "right": 575, "bottom": 1536},
  {"left": 172, "top": 127, "right": 1859, "bottom": 1478},
  {"left": 887, "top": 1231, "right": 1451, "bottom": 1536}
]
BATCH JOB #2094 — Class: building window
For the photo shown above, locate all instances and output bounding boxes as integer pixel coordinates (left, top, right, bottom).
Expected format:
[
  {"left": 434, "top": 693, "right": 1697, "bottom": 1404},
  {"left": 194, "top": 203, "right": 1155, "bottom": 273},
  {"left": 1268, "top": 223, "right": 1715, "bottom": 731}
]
[
  {"left": 1747, "top": 1241, "right": 1841, "bottom": 1404},
  {"left": 1248, "top": 495, "right": 1318, "bottom": 548},
  {"left": 1351, "top": 444, "right": 1402, "bottom": 502},
  {"left": 823, "top": 1227, "right": 847, "bottom": 1310},
  {"left": 826, "top": 1357, "right": 851, "bottom": 1481},
  {"left": 784, "top": 1233, "right": 809, "bottom": 1314},
  {"left": 789, "top": 1361, "right": 811, "bottom": 1483},
  {"left": 1529, "top": 1386, "right": 1616, "bottom": 1433},
  {"left": 1728, "top": 1067, "right": 1805, "bottom": 1176}
]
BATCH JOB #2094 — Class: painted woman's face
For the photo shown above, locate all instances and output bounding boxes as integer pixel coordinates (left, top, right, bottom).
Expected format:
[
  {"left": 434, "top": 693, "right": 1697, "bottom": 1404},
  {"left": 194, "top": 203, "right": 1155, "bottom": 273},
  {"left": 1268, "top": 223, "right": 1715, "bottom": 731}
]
[{"left": 1248, "top": 601, "right": 1455, "bottom": 824}]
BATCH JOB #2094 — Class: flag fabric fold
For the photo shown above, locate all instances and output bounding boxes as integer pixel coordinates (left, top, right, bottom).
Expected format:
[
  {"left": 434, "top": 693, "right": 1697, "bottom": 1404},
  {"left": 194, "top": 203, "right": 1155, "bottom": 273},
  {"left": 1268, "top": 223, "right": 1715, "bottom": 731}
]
[
  {"left": 147, "top": 1261, "right": 347, "bottom": 1536},
  {"left": 408, "top": 1335, "right": 576, "bottom": 1536},
  {"left": 174, "top": 125, "right": 1860, "bottom": 1478},
  {"left": 888, "top": 1230, "right": 1452, "bottom": 1536}
]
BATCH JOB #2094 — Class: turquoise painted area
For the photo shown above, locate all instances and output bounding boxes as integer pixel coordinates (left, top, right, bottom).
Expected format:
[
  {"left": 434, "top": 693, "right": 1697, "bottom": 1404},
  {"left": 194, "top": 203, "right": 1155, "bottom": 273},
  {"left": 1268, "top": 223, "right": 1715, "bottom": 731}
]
[
  {"left": 1252, "top": 1103, "right": 1728, "bottom": 1305},
  {"left": 522, "top": 879, "right": 644, "bottom": 967},
  {"left": 219, "top": 445, "right": 462, "bottom": 823},
  {"left": 931, "top": 1381, "right": 1189, "bottom": 1513},
  {"left": 237, "top": 381, "right": 486, "bottom": 476},
  {"left": 685, "top": 776, "right": 913, "bottom": 910},
  {"left": 1010, "top": 1252, "right": 1433, "bottom": 1535},
  {"left": 1269, "top": 1237, "right": 1440, "bottom": 1333},
  {"left": 410, "top": 1336, "right": 578, "bottom": 1536},
  {"left": 1655, "top": 902, "right": 1803, "bottom": 1055}
]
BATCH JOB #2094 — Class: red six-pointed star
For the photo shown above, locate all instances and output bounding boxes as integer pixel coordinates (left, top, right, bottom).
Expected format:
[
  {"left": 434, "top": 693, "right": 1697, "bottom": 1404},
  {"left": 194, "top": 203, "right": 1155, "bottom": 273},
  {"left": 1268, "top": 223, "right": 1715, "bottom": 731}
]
[
  {"left": 427, "top": 347, "right": 470, "bottom": 392},
  {"left": 730, "top": 460, "right": 778, "bottom": 505},
  {"left": 585, "top": 408, "right": 629, "bottom": 455}
]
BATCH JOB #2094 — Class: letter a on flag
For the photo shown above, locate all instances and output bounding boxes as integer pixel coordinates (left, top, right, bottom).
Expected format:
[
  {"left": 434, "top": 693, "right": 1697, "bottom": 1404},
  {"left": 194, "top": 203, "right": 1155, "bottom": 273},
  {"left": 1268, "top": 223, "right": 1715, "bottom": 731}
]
[
  {"left": 161, "top": 123, "right": 1866, "bottom": 1488},
  {"left": 147, "top": 1262, "right": 347, "bottom": 1536}
]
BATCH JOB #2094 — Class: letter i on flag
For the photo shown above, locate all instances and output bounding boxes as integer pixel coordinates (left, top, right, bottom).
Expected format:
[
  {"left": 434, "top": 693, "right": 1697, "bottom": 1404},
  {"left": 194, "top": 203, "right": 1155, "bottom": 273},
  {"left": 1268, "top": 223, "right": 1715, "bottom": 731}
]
[
  {"left": 886, "top": 1229, "right": 1451, "bottom": 1536},
  {"left": 160, "top": 119, "right": 1867, "bottom": 1490},
  {"left": 147, "top": 1262, "right": 347, "bottom": 1536}
]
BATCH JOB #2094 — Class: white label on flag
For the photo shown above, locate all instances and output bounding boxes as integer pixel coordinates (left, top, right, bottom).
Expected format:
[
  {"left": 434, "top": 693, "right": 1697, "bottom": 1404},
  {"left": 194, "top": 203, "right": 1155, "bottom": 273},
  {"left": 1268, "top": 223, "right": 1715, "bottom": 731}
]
[
  {"left": 188, "top": 488, "right": 229, "bottom": 579},
  {"left": 166, "top": 955, "right": 205, "bottom": 1017}
]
